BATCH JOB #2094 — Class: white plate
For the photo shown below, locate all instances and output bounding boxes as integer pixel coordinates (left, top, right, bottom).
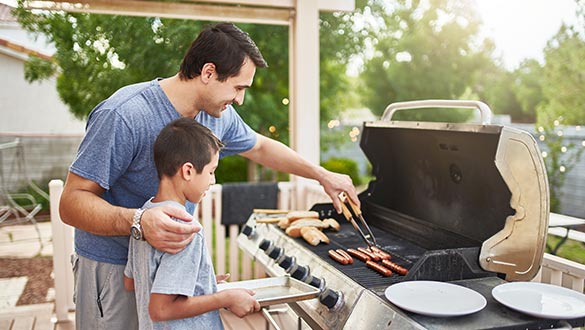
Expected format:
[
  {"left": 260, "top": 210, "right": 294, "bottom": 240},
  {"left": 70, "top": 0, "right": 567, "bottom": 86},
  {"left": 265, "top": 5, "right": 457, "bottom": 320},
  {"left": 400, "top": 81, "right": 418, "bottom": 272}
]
[
  {"left": 492, "top": 282, "right": 585, "bottom": 319},
  {"left": 384, "top": 281, "right": 487, "bottom": 317}
]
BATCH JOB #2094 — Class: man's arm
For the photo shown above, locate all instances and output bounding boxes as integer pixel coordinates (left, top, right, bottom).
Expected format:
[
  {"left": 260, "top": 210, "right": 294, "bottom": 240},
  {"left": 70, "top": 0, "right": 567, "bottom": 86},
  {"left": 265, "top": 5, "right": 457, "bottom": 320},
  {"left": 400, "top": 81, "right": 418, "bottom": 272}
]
[
  {"left": 59, "top": 172, "right": 199, "bottom": 253},
  {"left": 240, "top": 134, "right": 359, "bottom": 213}
]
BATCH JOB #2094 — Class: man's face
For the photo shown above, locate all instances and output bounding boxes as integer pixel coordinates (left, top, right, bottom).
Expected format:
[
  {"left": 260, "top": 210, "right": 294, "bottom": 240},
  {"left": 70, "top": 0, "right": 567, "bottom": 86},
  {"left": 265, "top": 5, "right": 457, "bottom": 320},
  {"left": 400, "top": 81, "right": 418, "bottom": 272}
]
[{"left": 202, "top": 59, "right": 256, "bottom": 118}]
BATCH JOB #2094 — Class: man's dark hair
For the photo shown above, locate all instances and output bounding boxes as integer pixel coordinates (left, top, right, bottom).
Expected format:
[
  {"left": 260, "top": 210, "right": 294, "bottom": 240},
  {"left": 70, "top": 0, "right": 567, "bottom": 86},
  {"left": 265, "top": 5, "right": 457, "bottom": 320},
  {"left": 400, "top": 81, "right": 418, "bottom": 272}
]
[
  {"left": 154, "top": 118, "right": 224, "bottom": 179},
  {"left": 179, "top": 22, "right": 268, "bottom": 82}
]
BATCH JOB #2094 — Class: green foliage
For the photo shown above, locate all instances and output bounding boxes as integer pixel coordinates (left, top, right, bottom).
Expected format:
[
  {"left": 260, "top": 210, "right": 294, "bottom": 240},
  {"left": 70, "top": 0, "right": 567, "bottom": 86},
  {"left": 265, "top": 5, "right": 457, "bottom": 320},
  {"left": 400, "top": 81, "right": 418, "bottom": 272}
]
[
  {"left": 509, "top": 59, "right": 543, "bottom": 122},
  {"left": 546, "top": 235, "right": 585, "bottom": 264},
  {"left": 536, "top": 122, "right": 585, "bottom": 212},
  {"left": 359, "top": 0, "right": 494, "bottom": 122},
  {"left": 321, "top": 157, "right": 362, "bottom": 186},
  {"left": 24, "top": 55, "right": 57, "bottom": 82},
  {"left": 215, "top": 156, "right": 248, "bottom": 184},
  {"left": 537, "top": 24, "right": 585, "bottom": 125}
]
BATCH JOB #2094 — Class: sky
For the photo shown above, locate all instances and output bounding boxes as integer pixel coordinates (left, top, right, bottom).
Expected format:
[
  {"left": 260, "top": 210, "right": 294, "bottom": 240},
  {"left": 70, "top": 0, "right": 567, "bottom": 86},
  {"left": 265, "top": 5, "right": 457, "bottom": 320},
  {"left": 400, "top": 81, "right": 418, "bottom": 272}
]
[
  {"left": 475, "top": 0, "right": 579, "bottom": 69},
  {"left": 1, "top": 0, "right": 580, "bottom": 70}
]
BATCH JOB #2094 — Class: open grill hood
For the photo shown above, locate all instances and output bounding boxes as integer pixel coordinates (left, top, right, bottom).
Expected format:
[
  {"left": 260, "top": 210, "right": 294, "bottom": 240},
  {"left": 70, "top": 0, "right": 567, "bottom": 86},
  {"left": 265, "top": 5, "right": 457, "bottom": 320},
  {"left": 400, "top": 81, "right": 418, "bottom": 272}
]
[{"left": 360, "top": 102, "right": 549, "bottom": 280}]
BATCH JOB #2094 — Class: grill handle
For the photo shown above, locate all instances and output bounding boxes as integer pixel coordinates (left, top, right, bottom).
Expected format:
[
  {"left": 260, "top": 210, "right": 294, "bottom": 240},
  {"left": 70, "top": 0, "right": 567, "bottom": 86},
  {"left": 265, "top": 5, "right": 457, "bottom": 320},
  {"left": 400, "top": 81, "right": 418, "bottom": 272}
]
[{"left": 382, "top": 99, "right": 493, "bottom": 125}]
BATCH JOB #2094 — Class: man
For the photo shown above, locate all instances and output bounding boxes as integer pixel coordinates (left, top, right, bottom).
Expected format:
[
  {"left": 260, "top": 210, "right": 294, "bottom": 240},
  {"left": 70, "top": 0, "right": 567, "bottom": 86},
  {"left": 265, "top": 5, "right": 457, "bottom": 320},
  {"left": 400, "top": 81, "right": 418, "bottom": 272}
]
[{"left": 60, "top": 22, "right": 358, "bottom": 329}]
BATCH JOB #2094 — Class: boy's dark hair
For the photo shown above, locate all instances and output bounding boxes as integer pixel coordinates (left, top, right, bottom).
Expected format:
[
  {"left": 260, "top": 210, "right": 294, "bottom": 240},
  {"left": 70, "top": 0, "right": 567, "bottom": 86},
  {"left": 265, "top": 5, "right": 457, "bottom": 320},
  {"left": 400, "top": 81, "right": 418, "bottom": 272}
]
[
  {"left": 154, "top": 118, "right": 224, "bottom": 179},
  {"left": 179, "top": 22, "right": 268, "bottom": 82}
]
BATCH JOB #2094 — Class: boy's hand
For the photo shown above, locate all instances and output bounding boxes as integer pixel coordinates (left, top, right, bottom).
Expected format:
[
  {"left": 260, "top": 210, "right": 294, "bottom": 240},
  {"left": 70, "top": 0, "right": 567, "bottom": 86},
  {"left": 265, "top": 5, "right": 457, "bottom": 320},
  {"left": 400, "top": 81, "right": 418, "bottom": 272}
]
[
  {"left": 141, "top": 205, "right": 200, "bottom": 254},
  {"left": 216, "top": 273, "right": 230, "bottom": 284},
  {"left": 223, "top": 289, "right": 261, "bottom": 317}
]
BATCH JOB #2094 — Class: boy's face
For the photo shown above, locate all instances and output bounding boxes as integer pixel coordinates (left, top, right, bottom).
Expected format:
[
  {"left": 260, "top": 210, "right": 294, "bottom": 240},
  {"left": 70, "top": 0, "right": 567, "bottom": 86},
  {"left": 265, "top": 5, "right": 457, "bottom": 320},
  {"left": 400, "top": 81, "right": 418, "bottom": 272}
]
[{"left": 185, "top": 151, "right": 219, "bottom": 203}]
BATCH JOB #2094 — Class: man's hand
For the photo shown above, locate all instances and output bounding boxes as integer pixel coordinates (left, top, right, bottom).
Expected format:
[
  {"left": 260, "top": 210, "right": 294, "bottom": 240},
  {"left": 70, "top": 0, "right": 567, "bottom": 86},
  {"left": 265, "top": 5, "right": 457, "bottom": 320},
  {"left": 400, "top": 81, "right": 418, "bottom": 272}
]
[
  {"left": 141, "top": 205, "right": 200, "bottom": 254},
  {"left": 318, "top": 168, "right": 360, "bottom": 214}
]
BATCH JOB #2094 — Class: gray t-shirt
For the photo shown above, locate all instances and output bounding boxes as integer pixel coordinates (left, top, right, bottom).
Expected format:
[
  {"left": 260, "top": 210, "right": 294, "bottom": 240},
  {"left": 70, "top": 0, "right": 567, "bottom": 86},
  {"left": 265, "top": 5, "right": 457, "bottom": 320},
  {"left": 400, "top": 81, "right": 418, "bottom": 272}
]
[
  {"left": 125, "top": 199, "right": 223, "bottom": 330},
  {"left": 69, "top": 78, "right": 256, "bottom": 265}
]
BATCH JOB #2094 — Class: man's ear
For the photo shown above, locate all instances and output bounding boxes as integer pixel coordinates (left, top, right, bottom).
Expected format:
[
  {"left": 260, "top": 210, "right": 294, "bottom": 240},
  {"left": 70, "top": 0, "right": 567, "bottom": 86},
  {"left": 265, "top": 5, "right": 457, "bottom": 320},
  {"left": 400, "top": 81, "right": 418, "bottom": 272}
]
[{"left": 201, "top": 63, "right": 216, "bottom": 83}]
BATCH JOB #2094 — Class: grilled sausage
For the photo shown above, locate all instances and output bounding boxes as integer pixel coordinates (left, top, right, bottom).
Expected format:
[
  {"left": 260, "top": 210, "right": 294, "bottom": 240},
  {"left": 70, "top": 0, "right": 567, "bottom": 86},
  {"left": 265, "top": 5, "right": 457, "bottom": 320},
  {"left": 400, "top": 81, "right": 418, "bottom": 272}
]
[
  {"left": 366, "top": 260, "right": 393, "bottom": 276},
  {"left": 358, "top": 247, "right": 380, "bottom": 261},
  {"left": 346, "top": 248, "right": 371, "bottom": 262},
  {"left": 328, "top": 249, "right": 349, "bottom": 265},
  {"left": 381, "top": 259, "right": 409, "bottom": 276},
  {"left": 336, "top": 249, "right": 353, "bottom": 264},
  {"left": 370, "top": 246, "right": 392, "bottom": 260}
]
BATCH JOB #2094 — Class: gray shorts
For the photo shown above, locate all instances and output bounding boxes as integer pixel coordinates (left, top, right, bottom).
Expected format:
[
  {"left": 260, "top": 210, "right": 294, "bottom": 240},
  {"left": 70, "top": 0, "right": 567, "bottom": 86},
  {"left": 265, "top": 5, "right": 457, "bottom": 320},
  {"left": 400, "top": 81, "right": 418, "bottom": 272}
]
[{"left": 72, "top": 254, "right": 138, "bottom": 330}]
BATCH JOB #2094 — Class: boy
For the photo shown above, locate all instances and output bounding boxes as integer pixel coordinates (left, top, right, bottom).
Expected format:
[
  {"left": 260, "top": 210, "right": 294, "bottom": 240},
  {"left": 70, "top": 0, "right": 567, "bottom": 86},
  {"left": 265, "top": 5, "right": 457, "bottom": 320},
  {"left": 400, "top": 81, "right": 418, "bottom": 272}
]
[{"left": 124, "top": 118, "right": 260, "bottom": 329}]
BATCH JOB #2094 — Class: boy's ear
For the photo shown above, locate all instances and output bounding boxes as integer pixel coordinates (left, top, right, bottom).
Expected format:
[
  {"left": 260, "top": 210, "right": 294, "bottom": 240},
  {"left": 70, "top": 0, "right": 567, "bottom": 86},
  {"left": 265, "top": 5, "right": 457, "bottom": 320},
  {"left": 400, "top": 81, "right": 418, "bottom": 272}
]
[{"left": 181, "top": 162, "right": 195, "bottom": 180}]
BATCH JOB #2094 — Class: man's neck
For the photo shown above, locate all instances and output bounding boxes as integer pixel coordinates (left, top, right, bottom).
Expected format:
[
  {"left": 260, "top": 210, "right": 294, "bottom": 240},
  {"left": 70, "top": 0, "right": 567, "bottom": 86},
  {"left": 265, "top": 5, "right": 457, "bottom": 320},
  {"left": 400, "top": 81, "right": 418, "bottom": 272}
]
[{"left": 159, "top": 74, "right": 201, "bottom": 118}]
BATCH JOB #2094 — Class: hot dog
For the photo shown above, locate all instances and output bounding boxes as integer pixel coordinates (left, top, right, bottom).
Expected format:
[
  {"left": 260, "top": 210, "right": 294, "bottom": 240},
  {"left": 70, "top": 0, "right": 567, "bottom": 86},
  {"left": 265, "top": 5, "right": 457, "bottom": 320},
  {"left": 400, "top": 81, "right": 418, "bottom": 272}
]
[
  {"left": 358, "top": 247, "right": 380, "bottom": 261},
  {"left": 381, "top": 259, "right": 408, "bottom": 276},
  {"left": 336, "top": 249, "right": 353, "bottom": 264},
  {"left": 328, "top": 249, "right": 349, "bottom": 265},
  {"left": 346, "top": 248, "right": 371, "bottom": 262},
  {"left": 366, "top": 260, "right": 393, "bottom": 276},
  {"left": 370, "top": 246, "right": 392, "bottom": 260}
]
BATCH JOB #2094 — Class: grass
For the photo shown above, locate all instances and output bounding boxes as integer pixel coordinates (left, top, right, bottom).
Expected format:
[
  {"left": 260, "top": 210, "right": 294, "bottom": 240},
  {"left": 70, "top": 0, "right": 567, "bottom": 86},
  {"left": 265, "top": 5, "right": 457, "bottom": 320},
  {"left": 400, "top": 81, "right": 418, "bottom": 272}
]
[{"left": 546, "top": 235, "right": 585, "bottom": 264}]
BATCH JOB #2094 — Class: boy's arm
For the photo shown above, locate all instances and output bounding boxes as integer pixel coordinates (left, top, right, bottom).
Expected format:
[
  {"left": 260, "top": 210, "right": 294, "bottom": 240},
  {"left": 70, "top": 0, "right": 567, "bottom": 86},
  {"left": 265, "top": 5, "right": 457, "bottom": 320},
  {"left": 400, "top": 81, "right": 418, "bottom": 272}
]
[
  {"left": 123, "top": 275, "right": 135, "bottom": 291},
  {"left": 149, "top": 288, "right": 260, "bottom": 321}
]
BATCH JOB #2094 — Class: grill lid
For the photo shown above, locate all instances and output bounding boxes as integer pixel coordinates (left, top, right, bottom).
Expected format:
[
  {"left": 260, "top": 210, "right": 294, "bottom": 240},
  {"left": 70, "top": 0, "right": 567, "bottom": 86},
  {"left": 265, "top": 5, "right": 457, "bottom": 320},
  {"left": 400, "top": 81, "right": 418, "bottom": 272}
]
[{"left": 359, "top": 100, "right": 549, "bottom": 281}]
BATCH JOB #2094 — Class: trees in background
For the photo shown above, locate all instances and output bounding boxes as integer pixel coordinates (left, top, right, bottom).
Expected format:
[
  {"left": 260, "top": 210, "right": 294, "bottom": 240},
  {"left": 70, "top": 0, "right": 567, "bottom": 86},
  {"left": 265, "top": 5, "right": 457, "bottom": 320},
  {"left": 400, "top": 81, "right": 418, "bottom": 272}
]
[
  {"left": 12, "top": 0, "right": 585, "bottom": 197},
  {"left": 358, "top": 0, "right": 495, "bottom": 122}
]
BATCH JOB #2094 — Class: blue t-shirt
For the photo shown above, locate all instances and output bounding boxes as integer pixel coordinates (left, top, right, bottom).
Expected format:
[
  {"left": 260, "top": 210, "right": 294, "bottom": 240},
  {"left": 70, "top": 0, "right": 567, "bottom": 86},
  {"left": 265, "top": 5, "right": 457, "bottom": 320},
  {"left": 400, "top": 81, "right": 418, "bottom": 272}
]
[
  {"left": 70, "top": 78, "right": 256, "bottom": 264},
  {"left": 125, "top": 200, "right": 223, "bottom": 330}
]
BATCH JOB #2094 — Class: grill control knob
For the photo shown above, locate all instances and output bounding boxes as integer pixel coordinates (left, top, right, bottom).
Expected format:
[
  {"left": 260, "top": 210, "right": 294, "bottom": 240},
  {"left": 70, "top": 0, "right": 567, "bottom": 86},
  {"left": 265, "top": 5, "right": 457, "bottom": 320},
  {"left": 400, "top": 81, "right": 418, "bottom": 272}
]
[
  {"left": 305, "top": 275, "right": 325, "bottom": 290},
  {"left": 259, "top": 239, "right": 272, "bottom": 251},
  {"left": 319, "top": 288, "right": 344, "bottom": 311},
  {"left": 277, "top": 255, "right": 295, "bottom": 271},
  {"left": 289, "top": 264, "right": 309, "bottom": 282},
  {"left": 268, "top": 246, "right": 283, "bottom": 260},
  {"left": 241, "top": 225, "right": 255, "bottom": 238}
]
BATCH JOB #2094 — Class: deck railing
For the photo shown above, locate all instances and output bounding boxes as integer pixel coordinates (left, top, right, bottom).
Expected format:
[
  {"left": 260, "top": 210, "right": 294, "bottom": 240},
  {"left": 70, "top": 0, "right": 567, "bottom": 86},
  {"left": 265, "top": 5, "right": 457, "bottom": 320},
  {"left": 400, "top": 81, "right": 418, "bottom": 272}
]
[{"left": 48, "top": 180, "right": 585, "bottom": 323}]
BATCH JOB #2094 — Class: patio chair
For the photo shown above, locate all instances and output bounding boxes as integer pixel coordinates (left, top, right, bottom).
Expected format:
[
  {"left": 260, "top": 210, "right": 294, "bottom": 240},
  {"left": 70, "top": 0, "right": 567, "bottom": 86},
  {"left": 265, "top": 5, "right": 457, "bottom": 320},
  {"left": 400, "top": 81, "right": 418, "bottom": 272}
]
[
  {"left": 0, "top": 191, "right": 44, "bottom": 250},
  {"left": 0, "top": 139, "right": 45, "bottom": 250}
]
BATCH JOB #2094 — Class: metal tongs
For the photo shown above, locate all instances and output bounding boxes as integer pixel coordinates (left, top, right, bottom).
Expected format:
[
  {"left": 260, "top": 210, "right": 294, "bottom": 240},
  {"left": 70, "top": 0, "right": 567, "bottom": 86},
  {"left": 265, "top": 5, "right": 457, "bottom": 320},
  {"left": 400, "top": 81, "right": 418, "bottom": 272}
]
[{"left": 338, "top": 192, "right": 378, "bottom": 247}]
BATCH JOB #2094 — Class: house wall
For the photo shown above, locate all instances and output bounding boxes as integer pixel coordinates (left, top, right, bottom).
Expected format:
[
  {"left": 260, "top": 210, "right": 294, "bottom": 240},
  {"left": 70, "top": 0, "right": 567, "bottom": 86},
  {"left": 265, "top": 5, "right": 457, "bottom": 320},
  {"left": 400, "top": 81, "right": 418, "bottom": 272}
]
[{"left": 0, "top": 50, "right": 86, "bottom": 134}]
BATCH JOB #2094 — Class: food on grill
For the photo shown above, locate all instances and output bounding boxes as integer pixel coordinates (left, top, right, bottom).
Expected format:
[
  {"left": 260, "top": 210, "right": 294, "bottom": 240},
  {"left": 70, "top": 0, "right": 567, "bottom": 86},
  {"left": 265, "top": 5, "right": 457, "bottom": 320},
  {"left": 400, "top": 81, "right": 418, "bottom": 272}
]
[
  {"left": 301, "top": 226, "right": 330, "bottom": 246},
  {"left": 358, "top": 247, "right": 381, "bottom": 261},
  {"left": 336, "top": 249, "right": 353, "bottom": 264},
  {"left": 277, "top": 210, "right": 320, "bottom": 229},
  {"left": 346, "top": 248, "right": 371, "bottom": 262},
  {"left": 322, "top": 218, "right": 340, "bottom": 231},
  {"left": 381, "top": 259, "right": 409, "bottom": 276},
  {"left": 370, "top": 246, "right": 392, "bottom": 260},
  {"left": 328, "top": 249, "right": 349, "bottom": 265},
  {"left": 284, "top": 219, "right": 328, "bottom": 237},
  {"left": 366, "top": 260, "right": 393, "bottom": 276}
]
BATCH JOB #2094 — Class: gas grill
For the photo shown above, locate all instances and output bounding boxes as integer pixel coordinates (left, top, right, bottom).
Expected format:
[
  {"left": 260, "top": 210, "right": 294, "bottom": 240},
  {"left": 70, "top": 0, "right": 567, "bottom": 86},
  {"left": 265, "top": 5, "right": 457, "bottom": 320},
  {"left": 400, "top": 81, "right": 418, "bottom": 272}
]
[{"left": 238, "top": 100, "right": 584, "bottom": 329}]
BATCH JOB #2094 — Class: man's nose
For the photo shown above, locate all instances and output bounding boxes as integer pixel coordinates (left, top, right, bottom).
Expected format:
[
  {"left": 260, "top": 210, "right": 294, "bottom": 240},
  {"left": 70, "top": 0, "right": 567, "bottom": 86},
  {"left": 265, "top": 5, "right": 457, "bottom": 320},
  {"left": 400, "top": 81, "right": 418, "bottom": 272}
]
[{"left": 234, "top": 90, "right": 245, "bottom": 106}]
